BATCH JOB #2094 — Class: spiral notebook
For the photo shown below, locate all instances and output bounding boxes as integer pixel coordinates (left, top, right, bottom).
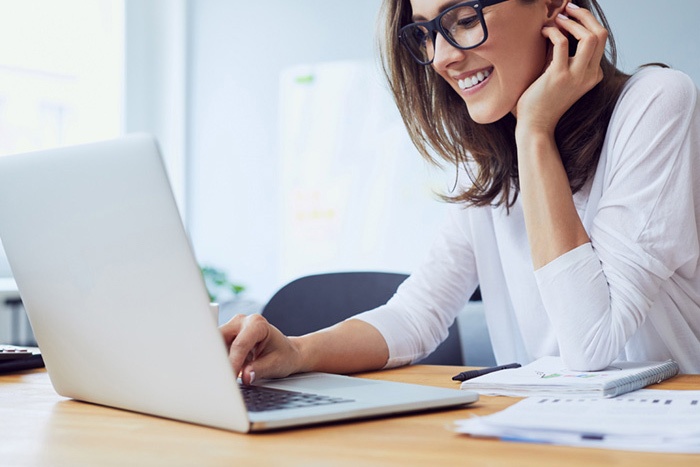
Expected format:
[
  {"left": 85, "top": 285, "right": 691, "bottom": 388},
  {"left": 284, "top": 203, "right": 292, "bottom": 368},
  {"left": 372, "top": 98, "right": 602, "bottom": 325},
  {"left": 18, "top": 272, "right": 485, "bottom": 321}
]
[{"left": 460, "top": 356, "right": 680, "bottom": 398}]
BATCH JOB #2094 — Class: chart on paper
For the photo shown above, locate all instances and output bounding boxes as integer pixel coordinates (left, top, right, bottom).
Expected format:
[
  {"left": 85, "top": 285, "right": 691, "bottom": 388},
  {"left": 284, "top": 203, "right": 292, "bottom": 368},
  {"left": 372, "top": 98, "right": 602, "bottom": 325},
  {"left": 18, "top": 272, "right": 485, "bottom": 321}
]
[{"left": 454, "top": 389, "right": 700, "bottom": 453}]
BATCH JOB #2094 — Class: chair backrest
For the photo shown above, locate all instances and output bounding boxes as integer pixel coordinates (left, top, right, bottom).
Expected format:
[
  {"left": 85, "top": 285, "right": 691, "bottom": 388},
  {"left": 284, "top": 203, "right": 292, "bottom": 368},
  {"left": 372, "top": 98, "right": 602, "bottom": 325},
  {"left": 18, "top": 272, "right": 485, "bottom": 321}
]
[{"left": 261, "top": 271, "right": 464, "bottom": 366}]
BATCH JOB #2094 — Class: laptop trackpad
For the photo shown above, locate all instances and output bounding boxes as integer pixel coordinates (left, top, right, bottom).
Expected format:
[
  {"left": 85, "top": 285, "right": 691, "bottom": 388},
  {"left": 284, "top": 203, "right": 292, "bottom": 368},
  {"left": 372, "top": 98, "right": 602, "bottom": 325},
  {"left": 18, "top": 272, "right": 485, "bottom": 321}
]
[{"left": 260, "top": 372, "right": 377, "bottom": 392}]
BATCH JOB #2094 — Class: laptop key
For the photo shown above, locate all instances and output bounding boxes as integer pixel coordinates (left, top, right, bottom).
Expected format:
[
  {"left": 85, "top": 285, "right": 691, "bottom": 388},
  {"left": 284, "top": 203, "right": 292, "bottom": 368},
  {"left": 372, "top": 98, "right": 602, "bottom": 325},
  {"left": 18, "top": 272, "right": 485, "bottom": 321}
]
[{"left": 240, "top": 385, "right": 354, "bottom": 412}]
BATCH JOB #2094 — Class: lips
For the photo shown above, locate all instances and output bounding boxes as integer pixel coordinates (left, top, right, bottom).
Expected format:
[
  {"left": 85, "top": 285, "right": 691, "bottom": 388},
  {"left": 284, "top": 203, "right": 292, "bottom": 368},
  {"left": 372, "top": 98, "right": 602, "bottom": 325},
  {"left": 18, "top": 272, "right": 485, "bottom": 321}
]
[{"left": 457, "top": 68, "right": 493, "bottom": 90}]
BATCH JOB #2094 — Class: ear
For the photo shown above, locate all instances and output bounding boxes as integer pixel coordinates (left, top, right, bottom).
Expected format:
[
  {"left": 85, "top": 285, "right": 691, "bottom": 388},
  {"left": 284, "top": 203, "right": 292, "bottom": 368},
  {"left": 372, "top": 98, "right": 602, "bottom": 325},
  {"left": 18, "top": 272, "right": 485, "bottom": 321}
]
[{"left": 544, "top": 0, "right": 568, "bottom": 22}]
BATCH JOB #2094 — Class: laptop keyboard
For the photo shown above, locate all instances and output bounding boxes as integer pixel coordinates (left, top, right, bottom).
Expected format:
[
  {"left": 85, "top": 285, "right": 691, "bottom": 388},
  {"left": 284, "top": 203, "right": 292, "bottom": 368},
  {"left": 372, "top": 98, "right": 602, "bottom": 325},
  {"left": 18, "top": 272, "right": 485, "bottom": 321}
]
[{"left": 240, "top": 384, "right": 355, "bottom": 412}]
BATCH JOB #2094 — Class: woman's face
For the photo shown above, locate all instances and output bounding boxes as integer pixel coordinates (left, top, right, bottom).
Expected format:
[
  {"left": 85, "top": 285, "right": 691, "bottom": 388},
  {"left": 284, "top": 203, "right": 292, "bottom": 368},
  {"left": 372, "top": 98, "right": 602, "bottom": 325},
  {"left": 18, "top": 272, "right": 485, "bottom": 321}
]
[{"left": 408, "top": 0, "right": 551, "bottom": 124}]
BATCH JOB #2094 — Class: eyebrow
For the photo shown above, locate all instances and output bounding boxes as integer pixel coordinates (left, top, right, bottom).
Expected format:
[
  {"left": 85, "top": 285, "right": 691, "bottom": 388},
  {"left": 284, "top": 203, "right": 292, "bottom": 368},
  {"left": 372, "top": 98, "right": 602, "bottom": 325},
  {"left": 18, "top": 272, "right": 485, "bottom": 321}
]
[{"left": 411, "top": 0, "right": 463, "bottom": 22}]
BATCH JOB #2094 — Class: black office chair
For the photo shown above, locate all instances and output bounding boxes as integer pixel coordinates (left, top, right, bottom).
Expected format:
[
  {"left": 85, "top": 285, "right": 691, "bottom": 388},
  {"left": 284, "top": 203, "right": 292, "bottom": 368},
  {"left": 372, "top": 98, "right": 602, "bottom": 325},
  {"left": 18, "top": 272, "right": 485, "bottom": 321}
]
[{"left": 261, "top": 271, "right": 464, "bottom": 365}]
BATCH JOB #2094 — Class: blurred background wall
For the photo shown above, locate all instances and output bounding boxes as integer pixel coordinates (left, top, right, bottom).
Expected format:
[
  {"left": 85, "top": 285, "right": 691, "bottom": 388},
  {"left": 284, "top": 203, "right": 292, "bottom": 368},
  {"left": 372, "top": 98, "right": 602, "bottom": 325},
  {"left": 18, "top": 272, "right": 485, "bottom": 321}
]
[{"left": 0, "top": 1, "right": 698, "bottom": 344}]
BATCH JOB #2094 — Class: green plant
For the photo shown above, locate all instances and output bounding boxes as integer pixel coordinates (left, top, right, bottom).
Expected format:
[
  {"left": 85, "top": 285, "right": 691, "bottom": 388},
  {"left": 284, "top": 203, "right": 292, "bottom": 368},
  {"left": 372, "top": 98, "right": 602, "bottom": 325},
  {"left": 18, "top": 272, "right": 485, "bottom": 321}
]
[{"left": 200, "top": 266, "right": 245, "bottom": 302}]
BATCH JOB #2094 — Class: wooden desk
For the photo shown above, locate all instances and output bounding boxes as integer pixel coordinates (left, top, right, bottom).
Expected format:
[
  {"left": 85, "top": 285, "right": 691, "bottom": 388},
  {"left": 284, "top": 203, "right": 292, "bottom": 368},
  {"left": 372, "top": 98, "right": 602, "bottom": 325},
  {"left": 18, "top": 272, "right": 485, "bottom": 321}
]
[{"left": 1, "top": 365, "right": 698, "bottom": 466}]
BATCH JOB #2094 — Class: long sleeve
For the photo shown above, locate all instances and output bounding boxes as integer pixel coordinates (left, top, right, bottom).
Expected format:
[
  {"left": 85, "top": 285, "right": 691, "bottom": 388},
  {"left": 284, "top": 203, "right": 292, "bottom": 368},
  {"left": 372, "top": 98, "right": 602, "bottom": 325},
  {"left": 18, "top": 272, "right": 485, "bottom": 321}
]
[
  {"left": 353, "top": 69, "right": 700, "bottom": 374},
  {"left": 535, "top": 68, "right": 700, "bottom": 371},
  {"left": 352, "top": 204, "right": 479, "bottom": 367}
]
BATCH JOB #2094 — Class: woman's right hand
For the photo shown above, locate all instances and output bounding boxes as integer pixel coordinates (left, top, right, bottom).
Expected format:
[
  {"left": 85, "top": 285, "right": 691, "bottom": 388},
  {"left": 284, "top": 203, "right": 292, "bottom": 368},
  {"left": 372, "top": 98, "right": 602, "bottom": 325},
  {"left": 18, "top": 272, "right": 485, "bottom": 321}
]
[
  {"left": 515, "top": 2, "right": 608, "bottom": 137},
  {"left": 219, "top": 313, "right": 303, "bottom": 385}
]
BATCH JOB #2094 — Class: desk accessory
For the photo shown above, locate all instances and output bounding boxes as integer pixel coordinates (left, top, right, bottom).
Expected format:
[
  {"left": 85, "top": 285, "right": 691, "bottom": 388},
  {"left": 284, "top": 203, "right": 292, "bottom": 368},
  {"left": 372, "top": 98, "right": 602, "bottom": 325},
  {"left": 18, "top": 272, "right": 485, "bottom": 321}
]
[
  {"left": 459, "top": 356, "right": 679, "bottom": 398},
  {"left": 0, "top": 345, "right": 44, "bottom": 373},
  {"left": 452, "top": 363, "right": 521, "bottom": 382}
]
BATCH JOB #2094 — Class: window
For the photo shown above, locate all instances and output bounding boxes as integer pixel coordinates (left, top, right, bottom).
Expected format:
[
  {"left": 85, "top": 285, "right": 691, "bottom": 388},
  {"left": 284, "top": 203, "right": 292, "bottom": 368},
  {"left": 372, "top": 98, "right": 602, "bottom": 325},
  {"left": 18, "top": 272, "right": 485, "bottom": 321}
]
[
  {"left": 0, "top": 0, "right": 124, "bottom": 156},
  {"left": 0, "top": 0, "right": 124, "bottom": 277}
]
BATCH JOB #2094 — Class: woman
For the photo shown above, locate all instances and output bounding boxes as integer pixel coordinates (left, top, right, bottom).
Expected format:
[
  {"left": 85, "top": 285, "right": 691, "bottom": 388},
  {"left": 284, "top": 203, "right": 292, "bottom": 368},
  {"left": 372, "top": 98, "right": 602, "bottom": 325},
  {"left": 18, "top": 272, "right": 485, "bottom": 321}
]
[{"left": 222, "top": 0, "right": 700, "bottom": 385}]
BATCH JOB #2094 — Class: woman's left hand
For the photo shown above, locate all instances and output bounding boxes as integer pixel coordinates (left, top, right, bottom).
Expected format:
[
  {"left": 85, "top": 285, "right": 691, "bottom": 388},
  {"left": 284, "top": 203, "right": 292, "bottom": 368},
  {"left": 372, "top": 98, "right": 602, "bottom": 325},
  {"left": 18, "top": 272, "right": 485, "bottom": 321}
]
[{"left": 515, "top": 2, "right": 608, "bottom": 135}]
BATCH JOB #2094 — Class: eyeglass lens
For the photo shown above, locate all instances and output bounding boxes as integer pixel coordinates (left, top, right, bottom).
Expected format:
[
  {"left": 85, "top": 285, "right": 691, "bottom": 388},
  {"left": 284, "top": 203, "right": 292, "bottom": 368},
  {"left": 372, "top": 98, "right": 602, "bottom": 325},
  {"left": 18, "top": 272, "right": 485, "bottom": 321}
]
[{"left": 402, "top": 5, "right": 485, "bottom": 64}]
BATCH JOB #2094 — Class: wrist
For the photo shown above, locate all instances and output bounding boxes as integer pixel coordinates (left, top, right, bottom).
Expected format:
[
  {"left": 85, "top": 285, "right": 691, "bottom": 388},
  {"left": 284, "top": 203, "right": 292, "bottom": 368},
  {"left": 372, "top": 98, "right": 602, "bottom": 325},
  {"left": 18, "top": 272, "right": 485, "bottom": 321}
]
[
  {"left": 289, "top": 336, "right": 314, "bottom": 373},
  {"left": 515, "top": 127, "right": 559, "bottom": 162},
  {"left": 515, "top": 120, "right": 556, "bottom": 145}
]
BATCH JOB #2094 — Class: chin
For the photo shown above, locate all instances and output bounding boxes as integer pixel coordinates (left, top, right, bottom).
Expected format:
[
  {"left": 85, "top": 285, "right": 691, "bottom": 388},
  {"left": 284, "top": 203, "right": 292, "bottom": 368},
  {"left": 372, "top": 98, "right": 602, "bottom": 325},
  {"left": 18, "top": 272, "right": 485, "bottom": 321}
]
[
  {"left": 466, "top": 104, "right": 508, "bottom": 125},
  {"left": 470, "top": 114, "right": 496, "bottom": 125}
]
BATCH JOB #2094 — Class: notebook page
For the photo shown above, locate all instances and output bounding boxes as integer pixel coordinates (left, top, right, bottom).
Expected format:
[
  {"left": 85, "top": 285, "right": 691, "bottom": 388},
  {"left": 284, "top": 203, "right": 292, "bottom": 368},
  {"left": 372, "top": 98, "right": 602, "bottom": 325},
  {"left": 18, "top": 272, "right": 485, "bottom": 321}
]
[{"left": 460, "top": 357, "right": 679, "bottom": 397}]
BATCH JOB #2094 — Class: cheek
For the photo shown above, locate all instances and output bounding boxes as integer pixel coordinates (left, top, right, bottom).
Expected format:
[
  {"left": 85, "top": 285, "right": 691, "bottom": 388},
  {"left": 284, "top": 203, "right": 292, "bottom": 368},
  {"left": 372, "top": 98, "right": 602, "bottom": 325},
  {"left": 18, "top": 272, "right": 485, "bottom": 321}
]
[
  {"left": 522, "top": 38, "right": 549, "bottom": 83},
  {"left": 494, "top": 32, "right": 548, "bottom": 99}
]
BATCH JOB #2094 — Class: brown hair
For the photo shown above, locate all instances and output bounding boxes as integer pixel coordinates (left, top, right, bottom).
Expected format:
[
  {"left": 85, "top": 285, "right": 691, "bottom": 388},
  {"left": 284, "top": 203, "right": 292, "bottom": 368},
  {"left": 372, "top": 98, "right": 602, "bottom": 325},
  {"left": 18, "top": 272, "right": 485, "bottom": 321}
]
[{"left": 379, "top": 0, "right": 631, "bottom": 207}]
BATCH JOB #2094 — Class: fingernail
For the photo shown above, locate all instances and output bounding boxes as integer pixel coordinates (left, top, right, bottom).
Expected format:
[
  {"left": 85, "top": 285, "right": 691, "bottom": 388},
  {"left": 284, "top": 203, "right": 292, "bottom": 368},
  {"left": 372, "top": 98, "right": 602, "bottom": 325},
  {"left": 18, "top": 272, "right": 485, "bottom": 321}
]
[
  {"left": 249, "top": 370, "right": 256, "bottom": 385},
  {"left": 566, "top": 2, "right": 580, "bottom": 9},
  {"left": 557, "top": 13, "right": 569, "bottom": 20}
]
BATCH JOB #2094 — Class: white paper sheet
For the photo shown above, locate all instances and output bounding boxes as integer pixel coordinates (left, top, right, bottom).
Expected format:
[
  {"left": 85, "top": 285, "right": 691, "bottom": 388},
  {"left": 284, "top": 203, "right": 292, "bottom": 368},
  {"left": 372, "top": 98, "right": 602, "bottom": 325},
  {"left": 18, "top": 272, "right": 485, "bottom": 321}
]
[{"left": 454, "top": 389, "right": 700, "bottom": 453}]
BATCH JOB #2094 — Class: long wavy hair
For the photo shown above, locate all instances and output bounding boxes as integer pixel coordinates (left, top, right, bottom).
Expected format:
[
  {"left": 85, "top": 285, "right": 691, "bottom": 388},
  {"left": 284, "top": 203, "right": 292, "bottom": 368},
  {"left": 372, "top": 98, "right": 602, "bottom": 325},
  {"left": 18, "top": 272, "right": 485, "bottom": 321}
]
[{"left": 379, "top": 0, "right": 631, "bottom": 208}]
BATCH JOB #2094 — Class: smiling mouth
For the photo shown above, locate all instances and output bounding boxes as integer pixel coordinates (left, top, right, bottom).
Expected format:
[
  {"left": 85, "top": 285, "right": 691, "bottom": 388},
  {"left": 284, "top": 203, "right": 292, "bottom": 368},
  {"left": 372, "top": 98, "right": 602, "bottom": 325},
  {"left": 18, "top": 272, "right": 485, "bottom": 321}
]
[{"left": 458, "top": 68, "right": 493, "bottom": 90}]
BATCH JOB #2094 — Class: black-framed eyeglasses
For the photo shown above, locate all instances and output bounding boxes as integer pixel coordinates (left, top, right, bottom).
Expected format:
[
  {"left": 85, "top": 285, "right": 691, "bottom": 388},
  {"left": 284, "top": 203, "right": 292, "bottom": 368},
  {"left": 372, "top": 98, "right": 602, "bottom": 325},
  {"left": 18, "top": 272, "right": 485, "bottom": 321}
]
[{"left": 398, "top": 0, "right": 510, "bottom": 66}]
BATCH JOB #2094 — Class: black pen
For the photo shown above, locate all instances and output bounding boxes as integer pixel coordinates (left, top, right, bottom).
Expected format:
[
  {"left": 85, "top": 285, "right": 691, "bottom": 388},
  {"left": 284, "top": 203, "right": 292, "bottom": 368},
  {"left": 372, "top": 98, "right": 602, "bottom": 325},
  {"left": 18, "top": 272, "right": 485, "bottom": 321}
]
[{"left": 452, "top": 363, "right": 522, "bottom": 382}]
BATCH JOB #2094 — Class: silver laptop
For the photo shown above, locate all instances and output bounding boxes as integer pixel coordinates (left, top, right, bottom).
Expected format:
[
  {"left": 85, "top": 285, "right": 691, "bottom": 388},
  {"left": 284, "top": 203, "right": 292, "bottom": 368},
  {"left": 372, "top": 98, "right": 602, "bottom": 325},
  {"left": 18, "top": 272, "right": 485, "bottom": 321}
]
[{"left": 0, "top": 134, "right": 478, "bottom": 432}]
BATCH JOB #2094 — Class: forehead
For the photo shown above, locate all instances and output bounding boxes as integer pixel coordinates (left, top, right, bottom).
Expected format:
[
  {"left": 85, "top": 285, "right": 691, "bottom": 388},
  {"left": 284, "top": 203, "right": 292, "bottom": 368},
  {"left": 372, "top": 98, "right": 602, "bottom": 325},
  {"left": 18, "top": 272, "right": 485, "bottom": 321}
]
[{"left": 408, "top": 0, "right": 462, "bottom": 21}]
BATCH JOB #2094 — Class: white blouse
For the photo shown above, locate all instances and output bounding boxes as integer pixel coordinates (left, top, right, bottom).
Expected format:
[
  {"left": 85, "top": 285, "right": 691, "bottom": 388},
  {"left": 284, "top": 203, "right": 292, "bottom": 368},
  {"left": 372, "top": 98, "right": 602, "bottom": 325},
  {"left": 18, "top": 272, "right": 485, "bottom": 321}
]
[{"left": 354, "top": 67, "right": 700, "bottom": 373}]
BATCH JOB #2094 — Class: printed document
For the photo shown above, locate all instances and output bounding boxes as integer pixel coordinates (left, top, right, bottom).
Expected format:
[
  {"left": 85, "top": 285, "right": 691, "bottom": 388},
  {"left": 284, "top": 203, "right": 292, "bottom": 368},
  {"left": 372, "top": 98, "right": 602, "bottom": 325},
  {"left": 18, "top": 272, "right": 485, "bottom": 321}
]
[{"left": 454, "top": 389, "right": 700, "bottom": 453}]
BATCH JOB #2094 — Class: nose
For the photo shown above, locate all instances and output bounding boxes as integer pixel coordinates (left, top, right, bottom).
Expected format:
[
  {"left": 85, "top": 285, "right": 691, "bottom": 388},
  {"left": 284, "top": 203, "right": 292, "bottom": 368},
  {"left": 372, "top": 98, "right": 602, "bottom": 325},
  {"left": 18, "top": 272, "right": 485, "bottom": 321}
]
[{"left": 431, "top": 33, "right": 465, "bottom": 71}]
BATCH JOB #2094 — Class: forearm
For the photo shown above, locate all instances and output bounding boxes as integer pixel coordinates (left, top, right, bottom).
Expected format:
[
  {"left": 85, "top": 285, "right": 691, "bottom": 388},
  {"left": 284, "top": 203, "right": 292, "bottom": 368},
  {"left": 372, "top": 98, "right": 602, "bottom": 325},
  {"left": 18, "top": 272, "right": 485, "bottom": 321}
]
[
  {"left": 517, "top": 130, "right": 590, "bottom": 269},
  {"left": 535, "top": 242, "right": 649, "bottom": 370},
  {"left": 291, "top": 319, "right": 390, "bottom": 374}
]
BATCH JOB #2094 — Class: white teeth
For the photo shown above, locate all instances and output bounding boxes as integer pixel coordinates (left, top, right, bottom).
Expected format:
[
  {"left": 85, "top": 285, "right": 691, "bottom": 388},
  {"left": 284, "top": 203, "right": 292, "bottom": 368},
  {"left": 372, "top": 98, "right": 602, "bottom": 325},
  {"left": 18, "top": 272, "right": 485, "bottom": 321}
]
[{"left": 458, "top": 69, "right": 490, "bottom": 90}]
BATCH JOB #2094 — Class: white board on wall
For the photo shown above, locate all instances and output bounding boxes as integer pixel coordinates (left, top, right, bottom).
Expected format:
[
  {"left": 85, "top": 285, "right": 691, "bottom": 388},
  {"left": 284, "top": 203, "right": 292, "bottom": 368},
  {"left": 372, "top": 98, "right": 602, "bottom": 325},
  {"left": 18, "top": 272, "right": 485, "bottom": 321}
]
[{"left": 277, "top": 60, "right": 450, "bottom": 285}]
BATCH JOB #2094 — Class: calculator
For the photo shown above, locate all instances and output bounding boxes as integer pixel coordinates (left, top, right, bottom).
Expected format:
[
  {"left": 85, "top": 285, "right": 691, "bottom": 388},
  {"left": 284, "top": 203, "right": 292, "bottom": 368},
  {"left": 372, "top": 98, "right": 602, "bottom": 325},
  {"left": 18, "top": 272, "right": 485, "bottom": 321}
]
[
  {"left": 0, "top": 345, "right": 35, "bottom": 360},
  {"left": 0, "top": 345, "right": 44, "bottom": 373}
]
